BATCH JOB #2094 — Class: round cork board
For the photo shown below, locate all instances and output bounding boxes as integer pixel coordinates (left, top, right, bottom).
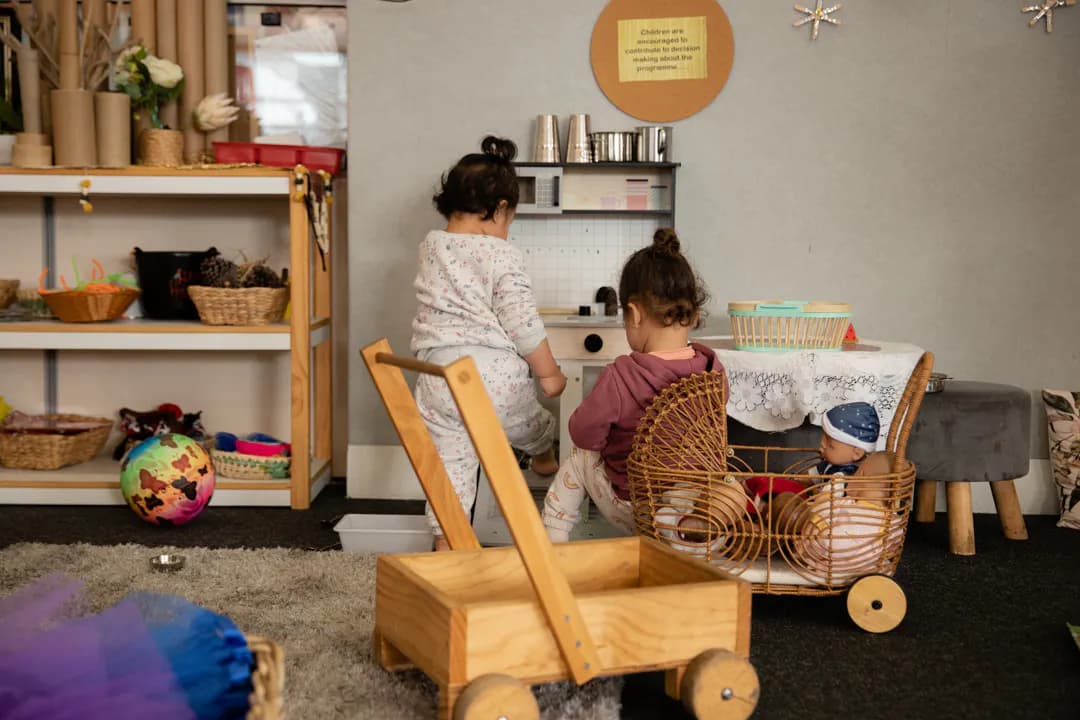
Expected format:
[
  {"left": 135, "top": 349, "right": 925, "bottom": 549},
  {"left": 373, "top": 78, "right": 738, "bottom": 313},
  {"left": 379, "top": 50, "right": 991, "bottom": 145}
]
[{"left": 590, "top": 0, "right": 734, "bottom": 123}]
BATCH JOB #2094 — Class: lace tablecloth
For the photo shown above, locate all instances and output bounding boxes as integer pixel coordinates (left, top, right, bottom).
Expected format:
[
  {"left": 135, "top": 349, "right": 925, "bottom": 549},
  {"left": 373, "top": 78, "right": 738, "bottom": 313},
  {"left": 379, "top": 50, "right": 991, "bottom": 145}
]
[{"left": 696, "top": 337, "right": 926, "bottom": 450}]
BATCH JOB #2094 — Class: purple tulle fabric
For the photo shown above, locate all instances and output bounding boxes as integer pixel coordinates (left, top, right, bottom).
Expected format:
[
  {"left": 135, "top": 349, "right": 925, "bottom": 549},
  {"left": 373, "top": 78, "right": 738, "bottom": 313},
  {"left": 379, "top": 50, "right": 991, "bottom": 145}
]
[{"left": 0, "top": 574, "right": 197, "bottom": 720}]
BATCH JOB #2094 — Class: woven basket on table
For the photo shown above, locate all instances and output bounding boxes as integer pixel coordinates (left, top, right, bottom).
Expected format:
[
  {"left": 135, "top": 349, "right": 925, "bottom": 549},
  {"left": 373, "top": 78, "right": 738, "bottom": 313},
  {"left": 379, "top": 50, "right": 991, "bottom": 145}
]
[
  {"left": 211, "top": 445, "right": 291, "bottom": 480},
  {"left": 246, "top": 636, "right": 284, "bottom": 720},
  {"left": 0, "top": 415, "right": 113, "bottom": 470},
  {"left": 188, "top": 286, "right": 289, "bottom": 326},
  {"left": 41, "top": 288, "right": 141, "bottom": 323}
]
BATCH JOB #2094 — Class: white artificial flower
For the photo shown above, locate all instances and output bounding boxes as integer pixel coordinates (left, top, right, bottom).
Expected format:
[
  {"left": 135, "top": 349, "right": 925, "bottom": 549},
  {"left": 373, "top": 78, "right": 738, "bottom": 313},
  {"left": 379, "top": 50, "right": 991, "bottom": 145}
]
[
  {"left": 193, "top": 93, "right": 240, "bottom": 132},
  {"left": 144, "top": 55, "right": 184, "bottom": 89},
  {"left": 110, "top": 45, "right": 143, "bottom": 89}
]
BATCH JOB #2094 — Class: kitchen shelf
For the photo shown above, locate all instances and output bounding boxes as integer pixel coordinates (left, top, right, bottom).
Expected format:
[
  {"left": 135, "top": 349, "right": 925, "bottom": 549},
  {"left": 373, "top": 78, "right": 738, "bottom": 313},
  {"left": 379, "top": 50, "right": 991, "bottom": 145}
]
[
  {"left": 0, "top": 318, "right": 329, "bottom": 351},
  {"left": 0, "top": 167, "right": 334, "bottom": 509},
  {"left": 558, "top": 209, "right": 673, "bottom": 216},
  {"left": 0, "top": 166, "right": 293, "bottom": 196},
  {"left": 514, "top": 162, "right": 680, "bottom": 168}
]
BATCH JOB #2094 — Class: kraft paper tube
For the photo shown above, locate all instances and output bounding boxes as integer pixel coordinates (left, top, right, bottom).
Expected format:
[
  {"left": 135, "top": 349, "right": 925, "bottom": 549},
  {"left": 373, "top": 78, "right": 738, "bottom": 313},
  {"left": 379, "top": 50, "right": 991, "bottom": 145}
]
[
  {"left": 155, "top": 0, "right": 179, "bottom": 129},
  {"left": 204, "top": 0, "right": 229, "bottom": 146},
  {"left": 57, "top": 0, "right": 79, "bottom": 89},
  {"left": 131, "top": 0, "right": 156, "bottom": 52},
  {"left": 51, "top": 88, "right": 97, "bottom": 166},
  {"left": 12, "top": 143, "right": 53, "bottom": 167},
  {"left": 16, "top": 133, "right": 49, "bottom": 146},
  {"left": 177, "top": 0, "right": 204, "bottom": 163},
  {"left": 85, "top": 0, "right": 106, "bottom": 32},
  {"left": 95, "top": 92, "right": 131, "bottom": 167},
  {"left": 16, "top": 49, "right": 42, "bottom": 134}
]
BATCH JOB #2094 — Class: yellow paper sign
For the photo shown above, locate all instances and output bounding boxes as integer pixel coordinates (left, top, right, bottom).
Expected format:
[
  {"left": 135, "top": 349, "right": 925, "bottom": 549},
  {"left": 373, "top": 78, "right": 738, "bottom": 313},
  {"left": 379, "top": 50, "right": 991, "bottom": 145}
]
[{"left": 617, "top": 15, "right": 708, "bottom": 83}]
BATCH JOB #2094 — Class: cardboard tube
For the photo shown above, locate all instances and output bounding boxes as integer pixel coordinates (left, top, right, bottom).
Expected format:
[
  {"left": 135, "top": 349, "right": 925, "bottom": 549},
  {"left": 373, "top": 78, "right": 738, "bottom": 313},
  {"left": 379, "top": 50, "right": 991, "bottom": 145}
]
[
  {"left": 50, "top": 88, "right": 97, "bottom": 166},
  {"left": 131, "top": 0, "right": 156, "bottom": 52},
  {"left": 57, "top": 0, "right": 79, "bottom": 89},
  {"left": 177, "top": 0, "right": 204, "bottom": 163},
  {"left": 203, "top": 0, "right": 228, "bottom": 146},
  {"left": 155, "top": 0, "right": 178, "bottom": 129},
  {"left": 12, "top": 143, "right": 53, "bottom": 167},
  {"left": 16, "top": 133, "right": 49, "bottom": 146},
  {"left": 95, "top": 91, "right": 131, "bottom": 167},
  {"left": 16, "top": 49, "right": 42, "bottom": 134}
]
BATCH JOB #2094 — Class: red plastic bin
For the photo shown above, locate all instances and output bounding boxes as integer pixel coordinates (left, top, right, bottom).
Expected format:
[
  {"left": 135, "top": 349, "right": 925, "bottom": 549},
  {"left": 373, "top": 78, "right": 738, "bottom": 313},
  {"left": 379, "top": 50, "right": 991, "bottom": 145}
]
[{"left": 212, "top": 142, "right": 345, "bottom": 175}]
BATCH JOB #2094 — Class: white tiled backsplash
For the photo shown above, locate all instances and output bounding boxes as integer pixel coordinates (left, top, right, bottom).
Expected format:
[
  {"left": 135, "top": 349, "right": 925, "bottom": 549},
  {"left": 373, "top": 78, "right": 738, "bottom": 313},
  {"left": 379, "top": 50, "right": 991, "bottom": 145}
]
[{"left": 510, "top": 215, "right": 662, "bottom": 308}]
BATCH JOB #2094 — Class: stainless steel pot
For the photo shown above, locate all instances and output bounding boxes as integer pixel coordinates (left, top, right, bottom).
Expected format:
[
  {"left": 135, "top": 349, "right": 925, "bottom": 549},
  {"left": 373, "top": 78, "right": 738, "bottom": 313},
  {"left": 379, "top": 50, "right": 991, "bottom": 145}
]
[
  {"left": 926, "top": 372, "right": 951, "bottom": 393},
  {"left": 590, "top": 131, "right": 637, "bottom": 162}
]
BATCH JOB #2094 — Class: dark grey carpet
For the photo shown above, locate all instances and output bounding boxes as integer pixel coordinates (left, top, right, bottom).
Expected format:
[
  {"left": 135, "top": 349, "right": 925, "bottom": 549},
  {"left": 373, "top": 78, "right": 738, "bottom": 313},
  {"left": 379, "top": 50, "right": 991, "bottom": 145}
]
[{"left": 2, "top": 480, "right": 1077, "bottom": 719}]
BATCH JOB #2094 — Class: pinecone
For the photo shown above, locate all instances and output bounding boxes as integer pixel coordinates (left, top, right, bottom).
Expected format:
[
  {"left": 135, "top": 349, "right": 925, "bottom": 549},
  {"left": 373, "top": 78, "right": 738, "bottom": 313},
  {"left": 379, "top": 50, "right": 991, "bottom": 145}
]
[
  {"left": 240, "top": 263, "right": 284, "bottom": 289},
  {"left": 199, "top": 255, "right": 239, "bottom": 288}
]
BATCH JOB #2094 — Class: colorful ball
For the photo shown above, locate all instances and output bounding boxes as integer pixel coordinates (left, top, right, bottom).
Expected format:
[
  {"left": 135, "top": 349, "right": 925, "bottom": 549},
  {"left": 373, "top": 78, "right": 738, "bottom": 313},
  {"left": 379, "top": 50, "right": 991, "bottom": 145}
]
[{"left": 120, "top": 434, "right": 215, "bottom": 526}]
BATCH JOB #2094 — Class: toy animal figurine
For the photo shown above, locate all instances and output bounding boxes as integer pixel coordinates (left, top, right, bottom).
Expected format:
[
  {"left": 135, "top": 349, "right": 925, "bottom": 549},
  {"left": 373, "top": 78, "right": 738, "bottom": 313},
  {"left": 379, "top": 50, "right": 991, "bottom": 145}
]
[{"left": 113, "top": 404, "right": 205, "bottom": 460}]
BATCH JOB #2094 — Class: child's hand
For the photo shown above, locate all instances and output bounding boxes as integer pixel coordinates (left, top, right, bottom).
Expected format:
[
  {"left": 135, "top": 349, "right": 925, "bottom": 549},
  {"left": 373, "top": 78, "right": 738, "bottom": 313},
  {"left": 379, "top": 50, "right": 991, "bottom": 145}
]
[{"left": 539, "top": 371, "right": 567, "bottom": 398}]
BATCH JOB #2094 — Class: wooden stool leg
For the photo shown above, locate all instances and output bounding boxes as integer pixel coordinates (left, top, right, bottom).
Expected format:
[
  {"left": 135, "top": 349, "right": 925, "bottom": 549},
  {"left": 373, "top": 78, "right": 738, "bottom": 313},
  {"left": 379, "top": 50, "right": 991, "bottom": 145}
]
[
  {"left": 946, "top": 482, "right": 975, "bottom": 556},
  {"left": 914, "top": 479, "right": 937, "bottom": 523},
  {"left": 990, "top": 479, "right": 1029, "bottom": 540}
]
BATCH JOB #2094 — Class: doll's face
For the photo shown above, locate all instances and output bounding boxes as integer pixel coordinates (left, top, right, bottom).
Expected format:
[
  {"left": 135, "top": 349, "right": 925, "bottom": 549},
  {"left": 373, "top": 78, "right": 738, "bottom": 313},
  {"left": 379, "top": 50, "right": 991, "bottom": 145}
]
[{"left": 819, "top": 433, "right": 866, "bottom": 466}]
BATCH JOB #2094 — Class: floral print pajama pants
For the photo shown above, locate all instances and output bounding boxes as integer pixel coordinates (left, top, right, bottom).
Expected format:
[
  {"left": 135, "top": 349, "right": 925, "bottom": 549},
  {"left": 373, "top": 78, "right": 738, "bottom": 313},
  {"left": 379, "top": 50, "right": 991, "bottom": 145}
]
[
  {"left": 542, "top": 447, "right": 635, "bottom": 543},
  {"left": 415, "top": 346, "right": 555, "bottom": 536}
]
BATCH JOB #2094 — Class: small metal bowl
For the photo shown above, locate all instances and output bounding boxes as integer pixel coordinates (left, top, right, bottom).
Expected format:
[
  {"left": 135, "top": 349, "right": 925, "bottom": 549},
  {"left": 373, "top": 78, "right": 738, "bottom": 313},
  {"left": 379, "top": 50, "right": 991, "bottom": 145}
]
[
  {"left": 149, "top": 554, "right": 186, "bottom": 572},
  {"left": 926, "top": 373, "right": 951, "bottom": 394}
]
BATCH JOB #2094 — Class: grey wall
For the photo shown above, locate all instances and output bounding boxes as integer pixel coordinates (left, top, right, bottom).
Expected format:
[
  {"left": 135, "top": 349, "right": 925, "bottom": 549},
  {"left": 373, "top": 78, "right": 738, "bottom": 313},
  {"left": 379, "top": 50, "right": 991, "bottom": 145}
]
[{"left": 348, "top": 1, "right": 1080, "bottom": 454}]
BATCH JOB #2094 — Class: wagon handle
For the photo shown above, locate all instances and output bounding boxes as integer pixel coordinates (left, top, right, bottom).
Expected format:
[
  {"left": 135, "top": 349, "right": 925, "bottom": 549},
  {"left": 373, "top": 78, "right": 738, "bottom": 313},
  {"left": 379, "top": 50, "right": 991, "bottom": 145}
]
[
  {"left": 362, "top": 338, "right": 603, "bottom": 685},
  {"left": 885, "top": 351, "right": 935, "bottom": 472}
]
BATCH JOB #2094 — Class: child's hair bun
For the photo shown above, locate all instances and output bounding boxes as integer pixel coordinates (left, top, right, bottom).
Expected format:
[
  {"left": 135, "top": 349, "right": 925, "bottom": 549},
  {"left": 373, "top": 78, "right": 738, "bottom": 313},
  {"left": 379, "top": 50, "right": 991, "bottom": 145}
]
[
  {"left": 652, "top": 228, "right": 681, "bottom": 257},
  {"left": 481, "top": 136, "right": 517, "bottom": 164}
]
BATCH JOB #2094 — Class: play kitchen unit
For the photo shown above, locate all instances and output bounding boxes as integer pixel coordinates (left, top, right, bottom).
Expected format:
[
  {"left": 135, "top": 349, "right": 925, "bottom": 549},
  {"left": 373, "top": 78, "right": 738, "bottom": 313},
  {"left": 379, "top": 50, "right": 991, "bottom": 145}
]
[{"left": 473, "top": 114, "right": 679, "bottom": 544}]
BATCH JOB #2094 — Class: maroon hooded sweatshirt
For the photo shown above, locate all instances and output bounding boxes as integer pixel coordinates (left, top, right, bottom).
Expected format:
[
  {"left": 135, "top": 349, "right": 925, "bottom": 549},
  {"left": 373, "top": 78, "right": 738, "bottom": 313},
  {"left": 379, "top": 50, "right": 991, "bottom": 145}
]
[{"left": 568, "top": 342, "right": 721, "bottom": 500}]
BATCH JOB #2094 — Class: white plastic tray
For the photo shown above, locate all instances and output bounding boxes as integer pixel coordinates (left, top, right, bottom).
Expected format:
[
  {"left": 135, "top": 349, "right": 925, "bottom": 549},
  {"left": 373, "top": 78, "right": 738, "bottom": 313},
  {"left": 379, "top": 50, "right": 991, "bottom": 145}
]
[{"left": 334, "top": 513, "right": 433, "bottom": 554}]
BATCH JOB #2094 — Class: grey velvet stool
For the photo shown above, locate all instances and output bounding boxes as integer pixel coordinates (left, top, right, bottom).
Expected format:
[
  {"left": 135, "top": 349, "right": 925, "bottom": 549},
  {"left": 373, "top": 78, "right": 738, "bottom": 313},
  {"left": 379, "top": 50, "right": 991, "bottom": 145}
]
[{"left": 905, "top": 381, "right": 1031, "bottom": 555}]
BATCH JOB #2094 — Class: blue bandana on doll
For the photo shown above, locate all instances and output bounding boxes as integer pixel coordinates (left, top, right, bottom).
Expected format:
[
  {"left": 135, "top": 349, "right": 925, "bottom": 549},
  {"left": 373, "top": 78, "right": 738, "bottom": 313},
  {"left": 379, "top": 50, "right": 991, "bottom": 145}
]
[{"left": 816, "top": 402, "right": 880, "bottom": 476}]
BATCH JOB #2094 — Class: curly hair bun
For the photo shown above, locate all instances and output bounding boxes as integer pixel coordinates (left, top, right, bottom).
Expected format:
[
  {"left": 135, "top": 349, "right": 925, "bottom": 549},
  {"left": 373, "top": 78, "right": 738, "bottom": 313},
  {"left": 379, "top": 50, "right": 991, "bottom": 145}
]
[
  {"left": 652, "top": 228, "right": 681, "bottom": 257},
  {"left": 481, "top": 136, "right": 517, "bottom": 164}
]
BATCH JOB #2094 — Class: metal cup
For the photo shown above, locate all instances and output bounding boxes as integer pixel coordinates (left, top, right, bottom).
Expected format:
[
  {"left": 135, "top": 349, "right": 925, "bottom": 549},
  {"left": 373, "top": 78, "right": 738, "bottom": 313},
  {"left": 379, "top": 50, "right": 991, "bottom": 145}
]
[
  {"left": 566, "top": 113, "right": 591, "bottom": 163},
  {"left": 532, "top": 114, "right": 561, "bottom": 163},
  {"left": 636, "top": 126, "right": 673, "bottom": 162}
]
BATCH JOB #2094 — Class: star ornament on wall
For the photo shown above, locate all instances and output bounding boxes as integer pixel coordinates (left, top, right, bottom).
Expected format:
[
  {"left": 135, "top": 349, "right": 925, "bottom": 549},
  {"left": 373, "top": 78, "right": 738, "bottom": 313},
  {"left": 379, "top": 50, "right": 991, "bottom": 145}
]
[
  {"left": 1023, "top": 0, "right": 1077, "bottom": 33},
  {"left": 794, "top": 1, "right": 842, "bottom": 41}
]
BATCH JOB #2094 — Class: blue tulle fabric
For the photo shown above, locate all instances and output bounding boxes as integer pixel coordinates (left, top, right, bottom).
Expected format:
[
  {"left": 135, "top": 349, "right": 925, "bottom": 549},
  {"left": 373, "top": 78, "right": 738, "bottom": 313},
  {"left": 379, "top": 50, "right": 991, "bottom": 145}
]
[{"left": 0, "top": 574, "right": 254, "bottom": 720}]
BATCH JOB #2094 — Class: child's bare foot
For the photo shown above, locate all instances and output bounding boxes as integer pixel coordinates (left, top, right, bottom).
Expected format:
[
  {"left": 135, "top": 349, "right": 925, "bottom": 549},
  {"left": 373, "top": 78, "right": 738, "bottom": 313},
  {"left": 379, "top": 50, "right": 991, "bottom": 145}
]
[
  {"left": 530, "top": 448, "right": 558, "bottom": 477},
  {"left": 433, "top": 535, "right": 451, "bottom": 552}
]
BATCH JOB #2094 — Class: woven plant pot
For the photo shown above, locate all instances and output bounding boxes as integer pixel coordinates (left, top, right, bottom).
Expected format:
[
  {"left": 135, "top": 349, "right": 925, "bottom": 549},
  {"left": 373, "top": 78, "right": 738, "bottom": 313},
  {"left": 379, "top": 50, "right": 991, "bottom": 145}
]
[
  {"left": 211, "top": 445, "right": 291, "bottom": 480},
  {"left": 189, "top": 286, "right": 289, "bottom": 326},
  {"left": 138, "top": 128, "right": 184, "bottom": 167},
  {"left": 15, "top": 288, "right": 54, "bottom": 318},
  {"left": 247, "top": 636, "right": 284, "bottom": 720},
  {"left": 0, "top": 414, "right": 112, "bottom": 470},
  {"left": 0, "top": 279, "right": 18, "bottom": 309},
  {"left": 41, "top": 287, "right": 140, "bottom": 323}
]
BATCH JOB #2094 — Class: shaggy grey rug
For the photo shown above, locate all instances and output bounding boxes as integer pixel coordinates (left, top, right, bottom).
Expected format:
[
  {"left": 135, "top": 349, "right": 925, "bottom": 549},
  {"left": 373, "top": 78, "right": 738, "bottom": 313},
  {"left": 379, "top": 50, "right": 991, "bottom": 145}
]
[{"left": 0, "top": 543, "right": 622, "bottom": 720}]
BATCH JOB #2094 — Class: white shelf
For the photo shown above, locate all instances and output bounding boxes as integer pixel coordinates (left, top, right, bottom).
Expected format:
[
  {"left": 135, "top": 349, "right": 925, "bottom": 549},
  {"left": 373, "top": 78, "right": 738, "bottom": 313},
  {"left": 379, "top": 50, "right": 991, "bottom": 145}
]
[
  {"left": 0, "top": 455, "right": 332, "bottom": 507},
  {"left": 0, "top": 319, "right": 292, "bottom": 350},
  {"left": 0, "top": 168, "right": 293, "bottom": 197}
]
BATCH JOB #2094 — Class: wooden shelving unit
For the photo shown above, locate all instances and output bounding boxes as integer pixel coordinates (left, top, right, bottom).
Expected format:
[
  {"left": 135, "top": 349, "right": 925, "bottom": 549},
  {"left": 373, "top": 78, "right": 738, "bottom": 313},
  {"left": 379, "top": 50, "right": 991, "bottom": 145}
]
[{"left": 0, "top": 167, "right": 333, "bottom": 509}]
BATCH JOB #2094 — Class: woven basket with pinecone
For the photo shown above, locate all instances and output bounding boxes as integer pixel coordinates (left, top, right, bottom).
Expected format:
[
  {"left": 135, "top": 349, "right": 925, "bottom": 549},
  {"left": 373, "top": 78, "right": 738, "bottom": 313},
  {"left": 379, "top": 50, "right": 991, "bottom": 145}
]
[{"left": 187, "top": 254, "right": 289, "bottom": 326}]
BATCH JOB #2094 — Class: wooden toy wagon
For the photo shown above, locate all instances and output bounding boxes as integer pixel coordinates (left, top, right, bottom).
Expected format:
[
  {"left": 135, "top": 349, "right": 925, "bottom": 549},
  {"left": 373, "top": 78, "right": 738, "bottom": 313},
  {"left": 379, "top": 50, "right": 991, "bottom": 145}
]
[
  {"left": 362, "top": 339, "right": 760, "bottom": 720},
  {"left": 628, "top": 352, "right": 935, "bottom": 634}
]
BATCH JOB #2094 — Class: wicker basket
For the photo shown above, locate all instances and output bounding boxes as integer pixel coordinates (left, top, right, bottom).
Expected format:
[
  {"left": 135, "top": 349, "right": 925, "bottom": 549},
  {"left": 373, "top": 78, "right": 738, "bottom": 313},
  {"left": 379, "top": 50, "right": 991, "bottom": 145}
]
[
  {"left": 247, "top": 636, "right": 284, "bottom": 720},
  {"left": 0, "top": 414, "right": 113, "bottom": 470},
  {"left": 189, "top": 286, "right": 289, "bottom": 326},
  {"left": 41, "top": 288, "right": 141, "bottom": 323},
  {"left": 211, "top": 444, "right": 291, "bottom": 480},
  {"left": 0, "top": 279, "right": 18, "bottom": 309},
  {"left": 728, "top": 300, "right": 851, "bottom": 352}
]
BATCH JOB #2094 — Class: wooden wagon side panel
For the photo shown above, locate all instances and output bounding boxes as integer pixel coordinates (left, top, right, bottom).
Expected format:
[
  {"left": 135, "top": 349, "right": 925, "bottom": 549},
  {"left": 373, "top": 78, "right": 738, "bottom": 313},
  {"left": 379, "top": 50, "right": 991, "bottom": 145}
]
[{"left": 462, "top": 581, "right": 745, "bottom": 684}]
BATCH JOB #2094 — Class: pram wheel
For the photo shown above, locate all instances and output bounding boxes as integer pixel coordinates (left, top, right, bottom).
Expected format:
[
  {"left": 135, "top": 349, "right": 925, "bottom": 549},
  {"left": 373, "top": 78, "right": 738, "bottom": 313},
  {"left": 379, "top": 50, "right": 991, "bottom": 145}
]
[
  {"left": 846, "top": 574, "right": 907, "bottom": 633},
  {"left": 681, "top": 648, "right": 760, "bottom": 720},
  {"left": 453, "top": 673, "right": 538, "bottom": 720}
]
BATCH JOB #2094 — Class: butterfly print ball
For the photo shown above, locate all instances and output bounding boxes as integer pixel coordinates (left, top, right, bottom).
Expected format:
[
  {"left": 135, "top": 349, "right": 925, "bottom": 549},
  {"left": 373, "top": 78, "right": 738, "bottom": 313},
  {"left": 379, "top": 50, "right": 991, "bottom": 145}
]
[{"left": 120, "top": 433, "right": 215, "bottom": 526}]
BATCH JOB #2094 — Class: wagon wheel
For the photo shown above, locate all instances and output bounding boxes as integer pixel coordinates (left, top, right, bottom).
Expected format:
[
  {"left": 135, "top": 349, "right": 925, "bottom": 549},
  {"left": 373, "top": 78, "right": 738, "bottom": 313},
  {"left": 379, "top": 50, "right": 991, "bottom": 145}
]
[
  {"left": 681, "top": 648, "right": 760, "bottom": 720},
  {"left": 846, "top": 574, "right": 907, "bottom": 633},
  {"left": 453, "top": 674, "right": 538, "bottom": 720}
]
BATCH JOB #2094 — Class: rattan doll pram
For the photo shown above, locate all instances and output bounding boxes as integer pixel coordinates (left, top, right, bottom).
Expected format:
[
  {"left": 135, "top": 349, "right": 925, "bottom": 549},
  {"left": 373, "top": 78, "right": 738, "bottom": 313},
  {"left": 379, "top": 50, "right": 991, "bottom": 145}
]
[{"left": 628, "top": 352, "right": 934, "bottom": 633}]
